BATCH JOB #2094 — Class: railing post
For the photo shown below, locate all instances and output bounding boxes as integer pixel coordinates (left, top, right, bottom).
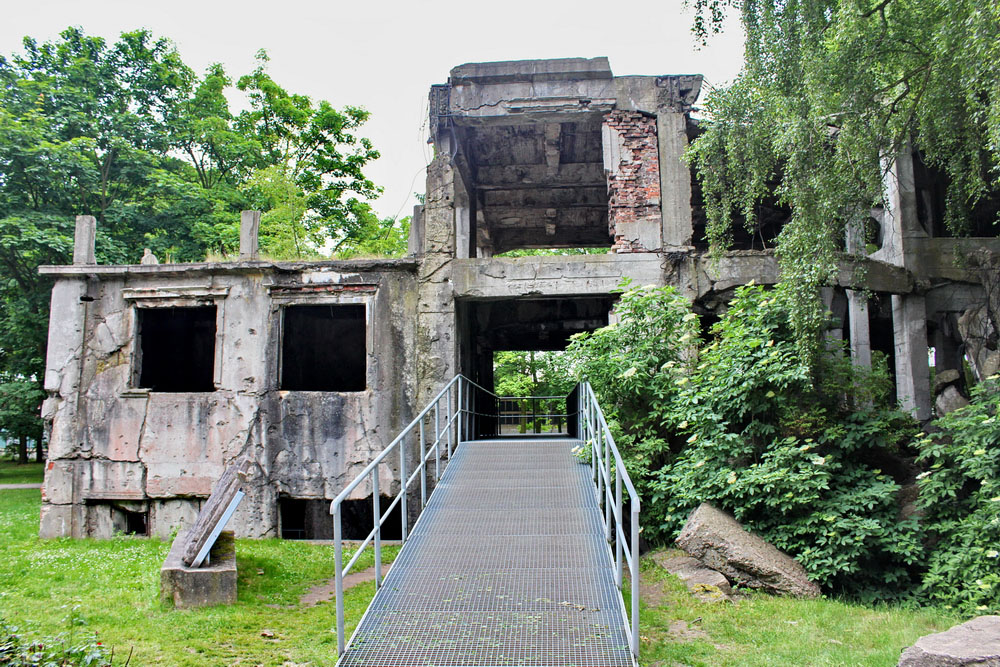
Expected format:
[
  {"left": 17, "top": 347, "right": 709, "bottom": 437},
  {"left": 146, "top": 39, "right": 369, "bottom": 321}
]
[
  {"left": 434, "top": 403, "right": 441, "bottom": 482},
  {"left": 334, "top": 503, "right": 345, "bottom": 655},
  {"left": 447, "top": 388, "right": 454, "bottom": 458},
  {"left": 419, "top": 420, "right": 427, "bottom": 509},
  {"left": 631, "top": 502, "right": 640, "bottom": 659},
  {"left": 400, "top": 439, "right": 408, "bottom": 543},
  {"left": 615, "top": 469, "right": 624, "bottom": 588},
  {"left": 605, "top": 432, "right": 613, "bottom": 542},
  {"left": 372, "top": 469, "right": 382, "bottom": 589},
  {"left": 457, "top": 381, "right": 464, "bottom": 445}
]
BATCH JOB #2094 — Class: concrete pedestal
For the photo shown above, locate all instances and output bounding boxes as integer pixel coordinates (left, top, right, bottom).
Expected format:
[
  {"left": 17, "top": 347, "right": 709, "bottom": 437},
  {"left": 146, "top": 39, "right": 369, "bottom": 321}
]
[{"left": 160, "top": 530, "right": 237, "bottom": 608}]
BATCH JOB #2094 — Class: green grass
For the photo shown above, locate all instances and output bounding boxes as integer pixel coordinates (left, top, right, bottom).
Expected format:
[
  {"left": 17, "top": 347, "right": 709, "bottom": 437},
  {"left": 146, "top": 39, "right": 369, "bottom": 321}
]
[
  {"left": 0, "top": 489, "right": 962, "bottom": 666},
  {"left": 629, "top": 549, "right": 959, "bottom": 666},
  {"left": 0, "top": 460, "right": 44, "bottom": 484},
  {"left": 0, "top": 488, "right": 397, "bottom": 665}
]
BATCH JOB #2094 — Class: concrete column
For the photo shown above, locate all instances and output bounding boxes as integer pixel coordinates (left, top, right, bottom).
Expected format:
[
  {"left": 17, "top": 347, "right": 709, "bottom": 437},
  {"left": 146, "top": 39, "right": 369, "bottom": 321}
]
[
  {"left": 73, "top": 215, "right": 96, "bottom": 265},
  {"left": 657, "top": 111, "right": 693, "bottom": 247},
  {"left": 240, "top": 210, "right": 261, "bottom": 261},
  {"left": 847, "top": 290, "right": 872, "bottom": 368},
  {"left": 892, "top": 294, "right": 931, "bottom": 420}
]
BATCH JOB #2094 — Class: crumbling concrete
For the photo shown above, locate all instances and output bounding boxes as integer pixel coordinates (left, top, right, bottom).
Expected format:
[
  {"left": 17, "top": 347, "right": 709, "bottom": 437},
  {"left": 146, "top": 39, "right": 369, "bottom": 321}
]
[{"left": 38, "top": 58, "right": 1000, "bottom": 540}]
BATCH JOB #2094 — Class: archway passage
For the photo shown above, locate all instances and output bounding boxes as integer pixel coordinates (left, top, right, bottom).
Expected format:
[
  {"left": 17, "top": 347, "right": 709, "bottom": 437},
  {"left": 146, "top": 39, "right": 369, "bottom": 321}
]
[{"left": 457, "top": 295, "right": 615, "bottom": 437}]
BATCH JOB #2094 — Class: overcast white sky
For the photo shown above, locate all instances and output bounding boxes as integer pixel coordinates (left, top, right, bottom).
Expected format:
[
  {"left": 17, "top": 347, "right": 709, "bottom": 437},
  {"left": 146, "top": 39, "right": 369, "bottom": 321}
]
[{"left": 1, "top": 0, "right": 744, "bottom": 219}]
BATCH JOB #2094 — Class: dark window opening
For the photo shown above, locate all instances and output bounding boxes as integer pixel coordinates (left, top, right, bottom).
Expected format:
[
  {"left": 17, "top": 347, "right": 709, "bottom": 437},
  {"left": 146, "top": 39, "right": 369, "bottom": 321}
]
[
  {"left": 281, "top": 305, "right": 366, "bottom": 391},
  {"left": 110, "top": 504, "right": 148, "bottom": 536},
  {"left": 280, "top": 496, "right": 401, "bottom": 540},
  {"left": 137, "top": 306, "right": 216, "bottom": 392}
]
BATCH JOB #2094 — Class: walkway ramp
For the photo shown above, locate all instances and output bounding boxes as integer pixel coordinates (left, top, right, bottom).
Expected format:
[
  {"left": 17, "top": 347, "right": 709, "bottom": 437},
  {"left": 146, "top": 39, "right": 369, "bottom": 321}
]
[{"left": 338, "top": 437, "right": 634, "bottom": 667}]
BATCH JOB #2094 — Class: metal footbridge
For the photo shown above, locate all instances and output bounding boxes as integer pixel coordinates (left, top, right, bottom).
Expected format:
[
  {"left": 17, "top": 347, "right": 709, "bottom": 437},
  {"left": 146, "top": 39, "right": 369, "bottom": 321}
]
[{"left": 331, "top": 377, "right": 640, "bottom": 667}]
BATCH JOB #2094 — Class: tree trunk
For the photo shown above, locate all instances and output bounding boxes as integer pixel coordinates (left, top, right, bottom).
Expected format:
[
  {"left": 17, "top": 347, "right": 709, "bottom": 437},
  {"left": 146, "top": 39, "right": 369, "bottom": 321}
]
[
  {"left": 18, "top": 434, "right": 28, "bottom": 464},
  {"left": 35, "top": 426, "right": 45, "bottom": 463}
]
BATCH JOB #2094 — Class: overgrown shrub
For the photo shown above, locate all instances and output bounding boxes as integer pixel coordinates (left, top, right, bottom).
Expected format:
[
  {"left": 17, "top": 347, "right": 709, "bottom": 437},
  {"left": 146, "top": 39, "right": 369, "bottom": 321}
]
[
  {"left": 0, "top": 608, "right": 115, "bottom": 666},
  {"left": 568, "top": 282, "right": 923, "bottom": 597},
  {"left": 917, "top": 376, "right": 1000, "bottom": 615}
]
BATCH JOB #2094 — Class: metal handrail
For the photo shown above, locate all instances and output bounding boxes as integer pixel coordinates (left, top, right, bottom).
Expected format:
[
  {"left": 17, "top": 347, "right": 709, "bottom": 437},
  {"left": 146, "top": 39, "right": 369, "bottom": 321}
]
[
  {"left": 330, "top": 374, "right": 492, "bottom": 655},
  {"left": 329, "top": 375, "right": 641, "bottom": 662},
  {"left": 579, "top": 381, "right": 641, "bottom": 660}
]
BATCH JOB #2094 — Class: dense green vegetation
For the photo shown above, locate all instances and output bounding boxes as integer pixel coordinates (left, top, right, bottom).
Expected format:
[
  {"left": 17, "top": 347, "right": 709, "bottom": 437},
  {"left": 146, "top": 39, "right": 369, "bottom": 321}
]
[
  {"left": 0, "top": 489, "right": 396, "bottom": 665},
  {"left": 686, "top": 0, "right": 1000, "bottom": 361},
  {"left": 559, "top": 281, "right": 998, "bottom": 612},
  {"left": 0, "top": 28, "right": 405, "bottom": 453}
]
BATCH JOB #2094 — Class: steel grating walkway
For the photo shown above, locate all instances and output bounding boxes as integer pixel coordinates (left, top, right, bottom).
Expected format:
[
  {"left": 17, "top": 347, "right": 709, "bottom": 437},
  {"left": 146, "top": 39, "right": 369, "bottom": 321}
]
[{"left": 338, "top": 438, "right": 634, "bottom": 667}]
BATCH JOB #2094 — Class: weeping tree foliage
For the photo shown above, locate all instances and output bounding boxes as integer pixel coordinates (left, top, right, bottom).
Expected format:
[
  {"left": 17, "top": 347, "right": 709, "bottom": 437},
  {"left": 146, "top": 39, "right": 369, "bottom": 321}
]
[{"left": 686, "top": 0, "right": 1000, "bottom": 361}]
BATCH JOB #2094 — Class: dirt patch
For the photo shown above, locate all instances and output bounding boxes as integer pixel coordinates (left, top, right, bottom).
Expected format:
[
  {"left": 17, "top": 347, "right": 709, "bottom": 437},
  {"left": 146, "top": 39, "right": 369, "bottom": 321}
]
[
  {"left": 668, "top": 619, "right": 710, "bottom": 642},
  {"left": 299, "top": 564, "right": 390, "bottom": 607}
]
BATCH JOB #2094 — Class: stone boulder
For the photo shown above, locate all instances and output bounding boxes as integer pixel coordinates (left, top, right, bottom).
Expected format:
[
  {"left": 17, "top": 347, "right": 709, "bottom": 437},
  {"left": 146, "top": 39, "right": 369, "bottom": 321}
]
[
  {"left": 934, "top": 369, "right": 962, "bottom": 394},
  {"left": 898, "top": 615, "right": 1000, "bottom": 666},
  {"left": 653, "top": 551, "right": 732, "bottom": 601},
  {"left": 675, "top": 503, "right": 820, "bottom": 598},
  {"left": 936, "top": 385, "right": 970, "bottom": 416}
]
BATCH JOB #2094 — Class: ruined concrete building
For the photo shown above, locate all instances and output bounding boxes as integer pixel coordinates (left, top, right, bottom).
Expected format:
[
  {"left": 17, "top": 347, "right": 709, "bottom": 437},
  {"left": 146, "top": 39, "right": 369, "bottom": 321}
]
[{"left": 39, "top": 58, "right": 1000, "bottom": 539}]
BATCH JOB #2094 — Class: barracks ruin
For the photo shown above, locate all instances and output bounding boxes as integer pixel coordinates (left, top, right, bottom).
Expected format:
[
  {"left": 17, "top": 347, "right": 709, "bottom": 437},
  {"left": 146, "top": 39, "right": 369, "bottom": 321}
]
[{"left": 37, "top": 58, "right": 1000, "bottom": 539}]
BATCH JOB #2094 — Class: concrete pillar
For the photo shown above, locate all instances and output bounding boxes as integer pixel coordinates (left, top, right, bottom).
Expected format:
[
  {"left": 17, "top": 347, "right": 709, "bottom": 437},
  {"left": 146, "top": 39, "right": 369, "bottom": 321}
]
[
  {"left": 847, "top": 290, "right": 872, "bottom": 368},
  {"left": 892, "top": 294, "right": 931, "bottom": 420},
  {"left": 240, "top": 210, "right": 261, "bottom": 261},
  {"left": 657, "top": 111, "right": 694, "bottom": 247},
  {"left": 73, "top": 215, "right": 96, "bottom": 265}
]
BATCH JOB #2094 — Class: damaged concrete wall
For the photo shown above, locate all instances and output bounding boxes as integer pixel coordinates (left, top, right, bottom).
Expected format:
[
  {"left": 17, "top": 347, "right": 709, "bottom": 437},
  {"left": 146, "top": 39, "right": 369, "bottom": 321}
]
[{"left": 40, "top": 261, "right": 417, "bottom": 539}]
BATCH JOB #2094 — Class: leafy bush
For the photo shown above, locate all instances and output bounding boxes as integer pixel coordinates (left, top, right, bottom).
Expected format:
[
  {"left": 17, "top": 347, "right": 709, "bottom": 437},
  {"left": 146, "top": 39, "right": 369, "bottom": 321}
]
[
  {"left": 568, "top": 282, "right": 923, "bottom": 597},
  {"left": 0, "top": 608, "right": 115, "bottom": 666},
  {"left": 917, "top": 376, "right": 1000, "bottom": 615},
  {"left": 564, "top": 282, "right": 699, "bottom": 502}
]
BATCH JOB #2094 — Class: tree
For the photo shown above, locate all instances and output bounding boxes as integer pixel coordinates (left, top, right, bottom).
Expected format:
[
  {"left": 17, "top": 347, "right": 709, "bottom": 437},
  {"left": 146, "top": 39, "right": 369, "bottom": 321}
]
[
  {"left": 686, "top": 0, "right": 1000, "bottom": 360},
  {"left": 0, "top": 29, "right": 384, "bottom": 451}
]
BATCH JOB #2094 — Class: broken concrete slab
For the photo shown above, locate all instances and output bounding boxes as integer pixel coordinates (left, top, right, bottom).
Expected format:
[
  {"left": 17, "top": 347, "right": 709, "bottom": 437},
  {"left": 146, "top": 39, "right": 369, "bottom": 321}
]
[
  {"left": 652, "top": 551, "right": 732, "bottom": 600},
  {"left": 898, "top": 615, "right": 1000, "bottom": 666},
  {"left": 676, "top": 503, "right": 820, "bottom": 598}
]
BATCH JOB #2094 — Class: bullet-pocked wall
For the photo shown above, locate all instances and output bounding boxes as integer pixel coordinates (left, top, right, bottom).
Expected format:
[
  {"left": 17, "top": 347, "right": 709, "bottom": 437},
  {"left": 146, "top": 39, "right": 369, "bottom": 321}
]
[{"left": 39, "top": 258, "right": 418, "bottom": 539}]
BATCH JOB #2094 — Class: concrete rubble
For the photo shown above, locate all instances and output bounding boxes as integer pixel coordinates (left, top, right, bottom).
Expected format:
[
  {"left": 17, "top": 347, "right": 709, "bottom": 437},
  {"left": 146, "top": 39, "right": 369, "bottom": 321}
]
[
  {"left": 37, "top": 57, "right": 1000, "bottom": 540},
  {"left": 676, "top": 503, "right": 821, "bottom": 598},
  {"left": 898, "top": 615, "right": 1000, "bottom": 666}
]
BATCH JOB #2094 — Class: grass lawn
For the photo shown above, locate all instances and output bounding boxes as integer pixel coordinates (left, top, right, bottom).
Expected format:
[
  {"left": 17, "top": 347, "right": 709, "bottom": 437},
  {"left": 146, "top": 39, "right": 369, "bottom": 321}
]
[
  {"left": 0, "top": 460, "right": 45, "bottom": 484},
  {"left": 1, "top": 488, "right": 961, "bottom": 666},
  {"left": 630, "top": 550, "right": 959, "bottom": 666},
  {"left": 0, "top": 488, "right": 397, "bottom": 666}
]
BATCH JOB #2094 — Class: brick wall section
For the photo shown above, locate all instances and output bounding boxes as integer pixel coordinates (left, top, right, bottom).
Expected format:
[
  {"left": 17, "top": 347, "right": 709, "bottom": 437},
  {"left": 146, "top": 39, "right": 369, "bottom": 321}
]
[{"left": 604, "top": 111, "right": 661, "bottom": 253}]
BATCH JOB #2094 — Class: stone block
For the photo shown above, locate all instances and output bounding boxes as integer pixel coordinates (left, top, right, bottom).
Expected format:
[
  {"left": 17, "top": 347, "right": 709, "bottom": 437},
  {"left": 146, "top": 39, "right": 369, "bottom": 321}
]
[
  {"left": 39, "top": 503, "right": 73, "bottom": 538},
  {"left": 676, "top": 503, "right": 820, "bottom": 598},
  {"left": 160, "top": 530, "right": 237, "bottom": 609},
  {"left": 898, "top": 615, "right": 1000, "bottom": 666},
  {"left": 936, "top": 385, "right": 969, "bottom": 416}
]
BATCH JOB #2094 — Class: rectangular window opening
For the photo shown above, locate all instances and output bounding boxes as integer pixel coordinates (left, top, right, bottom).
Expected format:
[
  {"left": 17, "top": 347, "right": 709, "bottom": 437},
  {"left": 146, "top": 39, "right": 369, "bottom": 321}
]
[
  {"left": 281, "top": 304, "right": 366, "bottom": 391},
  {"left": 136, "top": 306, "right": 217, "bottom": 392},
  {"left": 110, "top": 504, "right": 149, "bottom": 536}
]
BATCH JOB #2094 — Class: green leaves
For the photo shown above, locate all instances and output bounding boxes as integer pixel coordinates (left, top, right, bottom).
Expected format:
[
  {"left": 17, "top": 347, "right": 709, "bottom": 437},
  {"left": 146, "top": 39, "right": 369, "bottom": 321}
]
[
  {"left": 916, "top": 376, "right": 1000, "bottom": 615},
  {"left": 0, "top": 29, "right": 384, "bottom": 439},
  {"left": 687, "top": 0, "right": 1000, "bottom": 361},
  {"left": 573, "top": 281, "right": 923, "bottom": 596}
]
